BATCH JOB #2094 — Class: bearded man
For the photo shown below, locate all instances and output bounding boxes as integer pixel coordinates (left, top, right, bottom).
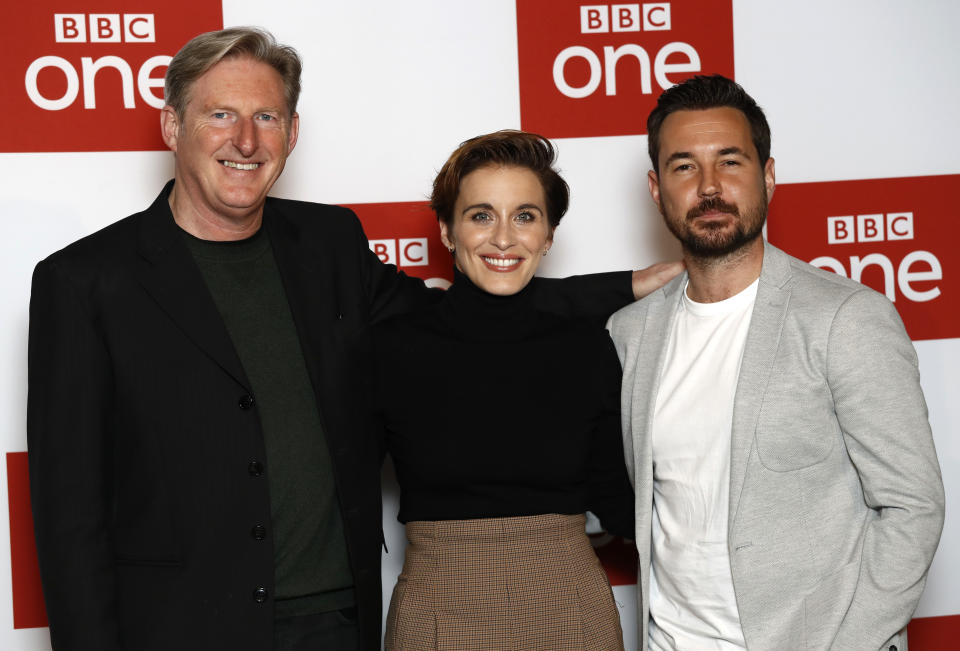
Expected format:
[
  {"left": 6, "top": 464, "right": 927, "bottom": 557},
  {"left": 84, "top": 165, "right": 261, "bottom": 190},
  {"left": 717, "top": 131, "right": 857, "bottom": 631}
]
[{"left": 607, "top": 75, "right": 944, "bottom": 651}]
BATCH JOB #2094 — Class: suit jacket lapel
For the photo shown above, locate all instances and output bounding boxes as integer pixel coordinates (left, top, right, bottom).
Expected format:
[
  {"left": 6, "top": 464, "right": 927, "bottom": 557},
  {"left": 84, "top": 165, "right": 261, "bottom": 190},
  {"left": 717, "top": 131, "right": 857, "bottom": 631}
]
[
  {"left": 627, "top": 272, "right": 684, "bottom": 639},
  {"left": 262, "top": 201, "right": 338, "bottom": 410},
  {"left": 729, "top": 242, "right": 791, "bottom": 523},
  {"left": 135, "top": 182, "right": 250, "bottom": 391},
  {"left": 633, "top": 274, "right": 686, "bottom": 475}
]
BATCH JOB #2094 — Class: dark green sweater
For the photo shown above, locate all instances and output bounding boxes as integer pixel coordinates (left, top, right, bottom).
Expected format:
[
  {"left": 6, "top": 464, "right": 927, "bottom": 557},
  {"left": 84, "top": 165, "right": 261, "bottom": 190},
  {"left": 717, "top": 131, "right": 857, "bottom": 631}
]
[{"left": 184, "top": 228, "right": 354, "bottom": 617}]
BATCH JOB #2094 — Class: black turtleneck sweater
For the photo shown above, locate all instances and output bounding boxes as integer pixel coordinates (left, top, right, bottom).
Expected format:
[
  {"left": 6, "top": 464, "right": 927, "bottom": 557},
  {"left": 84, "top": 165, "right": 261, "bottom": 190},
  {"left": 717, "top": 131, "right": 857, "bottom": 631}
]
[{"left": 372, "top": 271, "right": 634, "bottom": 539}]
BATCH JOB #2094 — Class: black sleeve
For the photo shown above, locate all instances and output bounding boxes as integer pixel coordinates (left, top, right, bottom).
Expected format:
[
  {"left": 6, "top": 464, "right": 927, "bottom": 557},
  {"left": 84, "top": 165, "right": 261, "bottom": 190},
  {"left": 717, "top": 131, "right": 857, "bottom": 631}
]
[
  {"left": 27, "top": 259, "right": 123, "bottom": 651},
  {"left": 587, "top": 331, "right": 635, "bottom": 539},
  {"left": 532, "top": 272, "right": 633, "bottom": 325},
  {"left": 349, "top": 212, "right": 442, "bottom": 323}
]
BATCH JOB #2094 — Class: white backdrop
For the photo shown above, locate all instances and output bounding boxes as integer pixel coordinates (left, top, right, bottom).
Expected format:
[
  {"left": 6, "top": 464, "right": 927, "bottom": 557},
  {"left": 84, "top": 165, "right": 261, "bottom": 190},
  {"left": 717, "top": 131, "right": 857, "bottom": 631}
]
[{"left": 0, "top": 1, "right": 957, "bottom": 649}]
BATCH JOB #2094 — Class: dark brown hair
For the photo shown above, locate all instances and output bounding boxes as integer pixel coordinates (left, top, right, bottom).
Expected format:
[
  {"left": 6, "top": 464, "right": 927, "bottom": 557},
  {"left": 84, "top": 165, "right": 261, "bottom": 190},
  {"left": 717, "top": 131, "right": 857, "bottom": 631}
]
[
  {"left": 647, "top": 74, "right": 771, "bottom": 172},
  {"left": 431, "top": 130, "right": 569, "bottom": 228}
]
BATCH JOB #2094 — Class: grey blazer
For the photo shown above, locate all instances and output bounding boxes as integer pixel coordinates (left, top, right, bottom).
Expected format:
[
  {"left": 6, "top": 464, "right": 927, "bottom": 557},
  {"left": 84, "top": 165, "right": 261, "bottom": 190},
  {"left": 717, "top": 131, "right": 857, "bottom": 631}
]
[{"left": 607, "top": 242, "right": 944, "bottom": 651}]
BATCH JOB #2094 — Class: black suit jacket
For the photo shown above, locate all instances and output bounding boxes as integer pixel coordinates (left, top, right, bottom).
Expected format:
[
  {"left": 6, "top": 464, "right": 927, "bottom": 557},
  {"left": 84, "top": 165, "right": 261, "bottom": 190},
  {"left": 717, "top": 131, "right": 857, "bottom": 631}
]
[{"left": 27, "top": 182, "right": 632, "bottom": 650}]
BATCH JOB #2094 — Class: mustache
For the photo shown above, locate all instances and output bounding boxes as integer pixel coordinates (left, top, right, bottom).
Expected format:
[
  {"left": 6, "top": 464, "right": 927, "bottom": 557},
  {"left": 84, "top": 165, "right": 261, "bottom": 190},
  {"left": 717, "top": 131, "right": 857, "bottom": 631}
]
[{"left": 686, "top": 197, "right": 739, "bottom": 220}]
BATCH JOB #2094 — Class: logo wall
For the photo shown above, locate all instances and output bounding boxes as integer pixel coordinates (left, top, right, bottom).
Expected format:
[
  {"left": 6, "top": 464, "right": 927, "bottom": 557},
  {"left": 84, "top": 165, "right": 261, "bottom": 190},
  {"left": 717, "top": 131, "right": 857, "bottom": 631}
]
[
  {"left": 516, "top": 1, "right": 734, "bottom": 139},
  {"left": 2, "top": 1, "right": 222, "bottom": 152},
  {"left": 345, "top": 202, "right": 455, "bottom": 287},
  {"left": 767, "top": 174, "right": 958, "bottom": 341}
]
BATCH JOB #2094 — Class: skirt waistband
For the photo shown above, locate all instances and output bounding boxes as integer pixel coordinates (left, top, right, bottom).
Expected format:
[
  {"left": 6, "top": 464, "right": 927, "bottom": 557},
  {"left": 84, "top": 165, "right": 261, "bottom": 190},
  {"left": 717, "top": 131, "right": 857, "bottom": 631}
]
[{"left": 404, "top": 513, "right": 586, "bottom": 544}]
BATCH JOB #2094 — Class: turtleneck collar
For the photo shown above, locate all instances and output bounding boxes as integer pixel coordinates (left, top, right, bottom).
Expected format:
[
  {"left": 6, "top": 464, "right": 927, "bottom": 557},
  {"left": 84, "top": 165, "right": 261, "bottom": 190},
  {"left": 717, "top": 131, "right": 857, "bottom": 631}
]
[{"left": 440, "top": 268, "right": 541, "bottom": 341}]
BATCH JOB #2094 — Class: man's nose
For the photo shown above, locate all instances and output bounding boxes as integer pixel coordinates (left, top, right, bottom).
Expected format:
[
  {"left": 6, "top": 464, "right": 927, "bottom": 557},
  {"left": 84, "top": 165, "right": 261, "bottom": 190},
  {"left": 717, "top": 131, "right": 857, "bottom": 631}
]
[
  {"left": 233, "top": 118, "right": 257, "bottom": 157},
  {"left": 698, "top": 167, "right": 720, "bottom": 198}
]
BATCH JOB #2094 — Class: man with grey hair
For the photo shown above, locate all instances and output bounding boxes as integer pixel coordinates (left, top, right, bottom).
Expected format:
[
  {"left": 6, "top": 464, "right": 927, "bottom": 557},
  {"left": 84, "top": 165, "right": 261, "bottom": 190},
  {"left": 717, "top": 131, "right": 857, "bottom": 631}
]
[
  {"left": 27, "top": 27, "right": 680, "bottom": 651},
  {"left": 608, "top": 75, "right": 944, "bottom": 650}
]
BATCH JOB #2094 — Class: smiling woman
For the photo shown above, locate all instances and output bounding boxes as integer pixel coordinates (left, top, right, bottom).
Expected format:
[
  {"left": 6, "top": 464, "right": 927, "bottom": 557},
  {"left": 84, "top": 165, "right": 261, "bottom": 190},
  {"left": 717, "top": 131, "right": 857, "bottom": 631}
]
[
  {"left": 440, "top": 164, "right": 551, "bottom": 294},
  {"left": 431, "top": 130, "right": 569, "bottom": 295},
  {"left": 372, "top": 130, "right": 634, "bottom": 651}
]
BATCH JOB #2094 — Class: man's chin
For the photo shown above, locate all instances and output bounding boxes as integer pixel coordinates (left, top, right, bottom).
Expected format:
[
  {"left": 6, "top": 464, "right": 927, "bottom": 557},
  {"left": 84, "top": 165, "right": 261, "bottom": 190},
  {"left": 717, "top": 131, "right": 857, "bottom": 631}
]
[{"left": 684, "top": 231, "right": 761, "bottom": 259}]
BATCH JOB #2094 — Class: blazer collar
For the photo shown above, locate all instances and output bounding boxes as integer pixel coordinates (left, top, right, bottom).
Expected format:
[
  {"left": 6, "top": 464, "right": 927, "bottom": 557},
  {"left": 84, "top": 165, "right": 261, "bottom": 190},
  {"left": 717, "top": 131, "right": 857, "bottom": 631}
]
[
  {"left": 631, "top": 270, "right": 686, "bottom": 493},
  {"left": 135, "top": 181, "right": 250, "bottom": 391},
  {"left": 728, "top": 241, "right": 792, "bottom": 523},
  {"left": 260, "top": 198, "right": 342, "bottom": 420}
]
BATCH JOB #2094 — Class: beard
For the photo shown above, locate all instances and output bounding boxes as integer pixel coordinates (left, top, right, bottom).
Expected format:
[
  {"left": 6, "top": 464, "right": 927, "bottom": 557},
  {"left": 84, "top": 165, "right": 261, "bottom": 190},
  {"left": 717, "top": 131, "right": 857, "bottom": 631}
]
[{"left": 663, "top": 194, "right": 767, "bottom": 259}]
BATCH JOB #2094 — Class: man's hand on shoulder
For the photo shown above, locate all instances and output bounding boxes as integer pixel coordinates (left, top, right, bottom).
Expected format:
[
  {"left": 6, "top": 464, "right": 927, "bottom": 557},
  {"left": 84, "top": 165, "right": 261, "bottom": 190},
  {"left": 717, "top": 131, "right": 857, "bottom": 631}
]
[{"left": 632, "top": 261, "right": 684, "bottom": 300}]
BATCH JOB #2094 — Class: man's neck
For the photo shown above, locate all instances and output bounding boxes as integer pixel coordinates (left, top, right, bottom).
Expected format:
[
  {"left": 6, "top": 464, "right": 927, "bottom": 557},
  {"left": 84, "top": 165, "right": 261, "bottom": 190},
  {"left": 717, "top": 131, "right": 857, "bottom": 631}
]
[
  {"left": 168, "top": 187, "right": 263, "bottom": 242},
  {"left": 684, "top": 237, "right": 764, "bottom": 303}
]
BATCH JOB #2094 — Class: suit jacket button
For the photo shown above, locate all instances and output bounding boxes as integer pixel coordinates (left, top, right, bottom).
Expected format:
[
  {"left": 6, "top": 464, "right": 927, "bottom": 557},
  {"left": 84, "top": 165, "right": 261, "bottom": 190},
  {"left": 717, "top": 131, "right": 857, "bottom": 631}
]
[
  {"left": 253, "top": 587, "right": 268, "bottom": 603},
  {"left": 251, "top": 524, "right": 267, "bottom": 540},
  {"left": 239, "top": 394, "right": 255, "bottom": 410},
  {"left": 889, "top": 646, "right": 898, "bottom": 651},
  {"left": 248, "top": 460, "right": 264, "bottom": 477}
]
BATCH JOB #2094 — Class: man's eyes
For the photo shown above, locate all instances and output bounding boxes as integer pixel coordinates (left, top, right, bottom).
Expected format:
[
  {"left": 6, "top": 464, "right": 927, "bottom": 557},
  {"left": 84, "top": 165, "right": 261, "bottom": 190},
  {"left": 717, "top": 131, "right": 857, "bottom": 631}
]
[{"left": 208, "top": 112, "right": 279, "bottom": 122}]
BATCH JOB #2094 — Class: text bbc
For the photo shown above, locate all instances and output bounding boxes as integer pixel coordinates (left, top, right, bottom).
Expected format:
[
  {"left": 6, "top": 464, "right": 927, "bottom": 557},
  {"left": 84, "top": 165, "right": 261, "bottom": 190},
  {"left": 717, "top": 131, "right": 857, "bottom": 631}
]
[
  {"left": 580, "top": 4, "right": 671, "bottom": 33},
  {"left": 55, "top": 14, "right": 155, "bottom": 43},
  {"left": 369, "top": 239, "right": 429, "bottom": 267},
  {"left": 827, "top": 213, "right": 913, "bottom": 244}
]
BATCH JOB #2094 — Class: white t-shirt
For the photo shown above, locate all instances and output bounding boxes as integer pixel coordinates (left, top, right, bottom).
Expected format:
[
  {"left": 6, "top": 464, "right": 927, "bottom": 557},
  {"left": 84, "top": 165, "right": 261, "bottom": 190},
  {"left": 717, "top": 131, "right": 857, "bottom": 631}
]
[{"left": 648, "top": 279, "right": 758, "bottom": 651}]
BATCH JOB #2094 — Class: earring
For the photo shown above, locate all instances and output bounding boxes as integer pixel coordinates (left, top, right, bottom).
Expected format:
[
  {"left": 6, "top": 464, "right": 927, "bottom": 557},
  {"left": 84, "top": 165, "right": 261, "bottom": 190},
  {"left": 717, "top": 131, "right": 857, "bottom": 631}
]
[
  {"left": 448, "top": 246, "right": 455, "bottom": 253},
  {"left": 542, "top": 249, "right": 549, "bottom": 256}
]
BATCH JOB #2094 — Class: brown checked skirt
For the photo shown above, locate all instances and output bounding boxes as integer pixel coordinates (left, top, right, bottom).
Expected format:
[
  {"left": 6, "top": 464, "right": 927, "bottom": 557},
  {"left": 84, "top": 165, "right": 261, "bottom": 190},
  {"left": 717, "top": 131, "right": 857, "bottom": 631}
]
[{"left": 384, "top": 513, "right": 625, "bottom": 651}]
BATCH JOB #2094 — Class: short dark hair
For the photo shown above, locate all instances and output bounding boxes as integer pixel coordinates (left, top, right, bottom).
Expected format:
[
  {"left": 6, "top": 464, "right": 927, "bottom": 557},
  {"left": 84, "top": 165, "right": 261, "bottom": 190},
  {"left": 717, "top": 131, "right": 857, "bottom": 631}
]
[
  {"left": 165, "top": 27, "right": 302, "bottom": 121},
  {"left": 431, "top": 130, "right": 569, "bottom": 229},
  {"left": 647, "top": 74, "right": 771, "bottom": 172}
]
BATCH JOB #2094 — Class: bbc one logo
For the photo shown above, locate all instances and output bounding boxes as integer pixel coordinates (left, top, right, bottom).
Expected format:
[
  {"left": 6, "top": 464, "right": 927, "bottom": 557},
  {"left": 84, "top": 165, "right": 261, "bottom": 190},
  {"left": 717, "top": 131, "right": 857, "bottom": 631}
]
[
  {"left": 369, "top": 239, "right": 430, "bottom": 268},
  {"left": 27, "top": 14, "right": 167, "bottom": 111},
  {"left": 554, "top": 4, "right": 694, "bottom": 99},
  {"left": 4, "top": 2, "right": 221, "bottom": 152},
  {"left": 768, "top": 175, "right": 956, "bottom": 342},
  {"left": 812, "top": 212, "right": 942, "bottom": 303},
  {"left": 516, "top": 0, "right": 734, "bottom": 139}
]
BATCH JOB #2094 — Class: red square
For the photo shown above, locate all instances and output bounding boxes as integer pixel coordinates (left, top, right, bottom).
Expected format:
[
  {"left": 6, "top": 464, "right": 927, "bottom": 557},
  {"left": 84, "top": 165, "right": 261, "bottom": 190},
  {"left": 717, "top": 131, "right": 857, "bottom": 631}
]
[
  {"left": 516, "top": 0, "right": 734, "bottom": 139},
  {"left": 1, "top": 1, "right": 222, "bottom": 152},
  {"left": 345, "top": 201, "right": 455, "bottom": 287},
  {"left": 767, "top": 174, "right": 960, "bottom": 341},
  {"left": 6, "top": 452, "right": 48, "bottom": 629}
]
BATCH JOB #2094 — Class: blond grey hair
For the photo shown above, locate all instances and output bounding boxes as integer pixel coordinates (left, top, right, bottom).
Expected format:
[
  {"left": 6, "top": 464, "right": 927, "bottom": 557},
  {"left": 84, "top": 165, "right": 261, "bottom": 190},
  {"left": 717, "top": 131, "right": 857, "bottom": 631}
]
[{"left": 164, "top": 27, "right": 302, "bottom": 120}]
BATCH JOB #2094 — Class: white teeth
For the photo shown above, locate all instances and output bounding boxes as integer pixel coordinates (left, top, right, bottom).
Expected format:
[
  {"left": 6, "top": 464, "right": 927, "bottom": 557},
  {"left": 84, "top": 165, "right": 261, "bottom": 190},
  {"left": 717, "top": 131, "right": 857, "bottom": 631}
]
[
  {"left": 221, "top": 161, "right": 260, "bottom": 170},
  {"left": 482, "top": 256, "right": 520, "bottom": 267}
]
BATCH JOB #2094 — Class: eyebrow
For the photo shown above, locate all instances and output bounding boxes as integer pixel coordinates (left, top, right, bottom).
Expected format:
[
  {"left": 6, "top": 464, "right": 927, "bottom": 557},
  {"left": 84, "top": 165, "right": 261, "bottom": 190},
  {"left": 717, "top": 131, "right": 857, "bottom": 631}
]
[
  {"left": 663, "top": 146, "right": 751, "bottom": 166},
  {"left": 663, "top": 151, "right": 693, "bottom": 166},
  {"left": 461, "top": 203, "right": 494, "bottom": 215},
  {"left": 719, "top": 146, "right": 750, "bottom": 158},
  {"left": 515, "top": 203, "right": 544, "bottom": 212}
]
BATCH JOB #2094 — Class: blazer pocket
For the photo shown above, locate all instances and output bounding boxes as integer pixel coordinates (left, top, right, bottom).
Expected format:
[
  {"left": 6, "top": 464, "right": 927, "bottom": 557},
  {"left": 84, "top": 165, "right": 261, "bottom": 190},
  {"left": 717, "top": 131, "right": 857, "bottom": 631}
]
[
  {"left": 756, "top": 391, "right": 838, "bottom": 471},
  {"left": 114, "top": 555, "right": 182, "bottom": 567}
]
